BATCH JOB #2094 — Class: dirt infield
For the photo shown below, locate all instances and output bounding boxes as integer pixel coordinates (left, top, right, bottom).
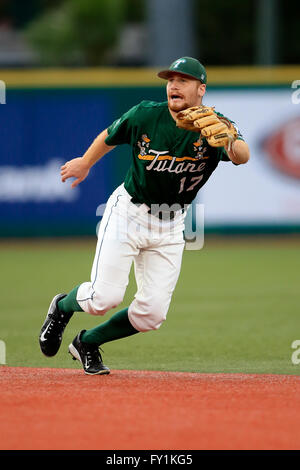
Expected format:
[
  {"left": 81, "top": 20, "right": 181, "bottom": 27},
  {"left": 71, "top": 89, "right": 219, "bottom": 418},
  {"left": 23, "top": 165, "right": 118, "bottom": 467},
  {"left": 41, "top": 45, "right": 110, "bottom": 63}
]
[{"left": 0, "top": 366, "right": 299, "bottom": 450}]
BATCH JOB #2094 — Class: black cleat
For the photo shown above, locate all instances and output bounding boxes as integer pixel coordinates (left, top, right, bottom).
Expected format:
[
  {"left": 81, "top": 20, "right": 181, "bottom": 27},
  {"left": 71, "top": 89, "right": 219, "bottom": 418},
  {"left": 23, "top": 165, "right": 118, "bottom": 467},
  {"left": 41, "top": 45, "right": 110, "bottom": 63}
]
[
  {"left": 68, "top": 330, "right": 110, "bottom": 375},
  {"left": 39, "top": 293, "right": 73, "bottom": 357}
]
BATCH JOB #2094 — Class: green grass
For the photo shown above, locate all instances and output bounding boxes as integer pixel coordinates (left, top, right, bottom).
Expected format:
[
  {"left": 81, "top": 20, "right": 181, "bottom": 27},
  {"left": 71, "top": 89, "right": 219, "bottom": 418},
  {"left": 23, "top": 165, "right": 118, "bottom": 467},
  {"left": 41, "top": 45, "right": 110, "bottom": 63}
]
[{"left": 1, "top": 237, "right": 300, "bottom": 375}]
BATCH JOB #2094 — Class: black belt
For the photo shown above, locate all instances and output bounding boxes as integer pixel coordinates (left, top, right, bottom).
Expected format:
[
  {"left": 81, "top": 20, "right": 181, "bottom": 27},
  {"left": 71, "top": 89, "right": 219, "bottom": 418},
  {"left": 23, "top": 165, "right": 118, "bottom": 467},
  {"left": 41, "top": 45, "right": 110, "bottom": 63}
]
[{"left": 132, "top": 200, "right": 183, "bottom": 221}]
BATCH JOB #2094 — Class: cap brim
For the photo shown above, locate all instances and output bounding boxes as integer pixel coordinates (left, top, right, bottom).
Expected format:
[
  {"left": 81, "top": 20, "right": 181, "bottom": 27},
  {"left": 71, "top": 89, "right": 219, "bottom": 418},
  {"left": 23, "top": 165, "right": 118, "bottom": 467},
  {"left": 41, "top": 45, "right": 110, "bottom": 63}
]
[
  {"left": 157, "top": 70, "right": 172, "bottom": 79},
  {"left": 157, "top": 70, "right": 202, "bottom": 81}
]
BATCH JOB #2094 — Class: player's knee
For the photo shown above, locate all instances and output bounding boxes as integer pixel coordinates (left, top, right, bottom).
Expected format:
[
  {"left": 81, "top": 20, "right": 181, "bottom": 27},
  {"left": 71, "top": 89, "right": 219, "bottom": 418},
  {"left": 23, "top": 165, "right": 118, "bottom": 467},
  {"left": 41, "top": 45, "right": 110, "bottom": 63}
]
[
  {"left": 128, "top": 299, "right": 168, "bottom": 332},
  {"left": 89, "top": 289, "right": 124, "bottom": 316},
  {"left": 145, "top": 311, "right": 166, "bottom": 331}
]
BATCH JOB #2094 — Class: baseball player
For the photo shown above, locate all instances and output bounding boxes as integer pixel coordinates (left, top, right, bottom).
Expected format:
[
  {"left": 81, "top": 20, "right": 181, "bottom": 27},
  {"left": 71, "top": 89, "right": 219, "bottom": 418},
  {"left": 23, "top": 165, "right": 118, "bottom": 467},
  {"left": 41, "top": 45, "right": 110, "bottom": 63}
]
[{"left": 39, "top": 57, "right": 250, "bottom": 375}]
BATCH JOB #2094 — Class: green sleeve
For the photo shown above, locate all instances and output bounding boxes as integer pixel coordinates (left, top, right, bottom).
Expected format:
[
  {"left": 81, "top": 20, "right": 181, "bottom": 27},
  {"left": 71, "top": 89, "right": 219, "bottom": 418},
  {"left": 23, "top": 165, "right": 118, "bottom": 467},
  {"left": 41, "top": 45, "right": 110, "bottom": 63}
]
[{"left": 105, "top": 104, "right": 140, "bottom": 146}]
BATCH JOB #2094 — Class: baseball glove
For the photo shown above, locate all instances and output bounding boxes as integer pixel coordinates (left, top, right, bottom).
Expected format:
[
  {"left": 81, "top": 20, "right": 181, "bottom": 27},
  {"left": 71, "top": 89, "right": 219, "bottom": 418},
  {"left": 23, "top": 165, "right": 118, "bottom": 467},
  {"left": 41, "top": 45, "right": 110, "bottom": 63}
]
[{"left": 176, "top": 105, "right": 238, "bottom": 149}]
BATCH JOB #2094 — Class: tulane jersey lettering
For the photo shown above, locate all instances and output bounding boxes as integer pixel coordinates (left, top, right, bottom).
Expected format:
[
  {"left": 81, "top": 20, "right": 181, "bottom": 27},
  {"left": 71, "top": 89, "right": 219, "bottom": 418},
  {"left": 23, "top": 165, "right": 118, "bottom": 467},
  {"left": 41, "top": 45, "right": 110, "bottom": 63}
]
[
  {"left": 144, "top": 151, "right": 206, "bottom": 173},
  {"left": 137, "top": 133, "right": 209, "bottom": 173},
  {"left": 105, "top": 100, "right": 243, "bottom": 207}
]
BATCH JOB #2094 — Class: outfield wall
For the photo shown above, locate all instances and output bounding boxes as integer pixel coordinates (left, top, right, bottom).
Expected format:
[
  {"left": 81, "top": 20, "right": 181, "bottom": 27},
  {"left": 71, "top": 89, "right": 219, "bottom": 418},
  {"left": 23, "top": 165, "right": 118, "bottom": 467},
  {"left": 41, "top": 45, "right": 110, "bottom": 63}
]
[{"left": 0, "top": 67, "right": 299, "bottom": 237}]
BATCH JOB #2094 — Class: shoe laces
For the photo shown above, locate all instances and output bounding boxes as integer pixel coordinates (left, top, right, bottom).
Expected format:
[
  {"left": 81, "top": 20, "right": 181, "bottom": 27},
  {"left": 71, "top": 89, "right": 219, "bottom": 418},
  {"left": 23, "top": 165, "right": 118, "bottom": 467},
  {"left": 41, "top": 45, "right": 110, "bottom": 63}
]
[
  {"left": 84, "top": 344, "right": 103, "bottom": 366},
  {"left": 46, "top": 312, "right": 67, "bottom": 337}
]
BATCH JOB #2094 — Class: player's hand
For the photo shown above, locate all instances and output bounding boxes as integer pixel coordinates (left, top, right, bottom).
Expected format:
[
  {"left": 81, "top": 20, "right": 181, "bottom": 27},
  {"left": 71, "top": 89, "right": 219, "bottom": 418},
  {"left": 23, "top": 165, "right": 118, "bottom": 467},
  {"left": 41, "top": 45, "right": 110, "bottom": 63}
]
[{"left": 60, "top": 157, "right": 90, "bottom": 188}]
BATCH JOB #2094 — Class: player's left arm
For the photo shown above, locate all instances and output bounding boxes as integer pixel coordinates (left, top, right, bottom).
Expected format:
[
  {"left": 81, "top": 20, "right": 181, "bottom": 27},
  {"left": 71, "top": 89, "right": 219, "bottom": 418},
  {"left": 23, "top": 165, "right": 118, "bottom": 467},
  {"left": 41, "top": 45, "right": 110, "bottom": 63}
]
[{"left": 225, "top": 139, "right": 250, "bottom": 165}]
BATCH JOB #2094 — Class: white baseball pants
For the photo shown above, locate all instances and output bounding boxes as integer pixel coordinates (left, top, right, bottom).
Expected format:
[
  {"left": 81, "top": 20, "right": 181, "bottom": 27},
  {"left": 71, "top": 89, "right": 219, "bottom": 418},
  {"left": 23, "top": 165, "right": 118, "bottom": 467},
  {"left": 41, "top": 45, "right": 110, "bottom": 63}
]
[{"left": 76, "top": 184, "right": 186, "bottom": 332}]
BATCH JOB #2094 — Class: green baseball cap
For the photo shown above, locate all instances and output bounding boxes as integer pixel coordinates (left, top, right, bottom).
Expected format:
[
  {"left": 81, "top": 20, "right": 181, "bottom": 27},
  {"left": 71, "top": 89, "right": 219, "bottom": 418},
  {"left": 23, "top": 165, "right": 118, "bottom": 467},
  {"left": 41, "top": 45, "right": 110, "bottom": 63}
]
[{"left": 157, "top": 57, "right": 207, "bottom": 84}]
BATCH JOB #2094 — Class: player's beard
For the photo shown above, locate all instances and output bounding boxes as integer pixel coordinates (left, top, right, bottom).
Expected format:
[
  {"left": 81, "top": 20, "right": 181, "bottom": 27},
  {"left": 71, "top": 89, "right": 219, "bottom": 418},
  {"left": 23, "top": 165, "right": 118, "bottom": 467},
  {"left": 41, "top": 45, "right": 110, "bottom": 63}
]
[{"left": 168, "top": 98, "right": 190, "bottom": 113}]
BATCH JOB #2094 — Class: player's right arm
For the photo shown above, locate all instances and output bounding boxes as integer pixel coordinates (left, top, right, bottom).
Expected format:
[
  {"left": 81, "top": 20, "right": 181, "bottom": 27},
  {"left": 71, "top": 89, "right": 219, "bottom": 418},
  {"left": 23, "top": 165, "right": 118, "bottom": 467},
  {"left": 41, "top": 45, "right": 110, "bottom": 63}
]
[
  {"left": 61, "top": 129, "right": 115, "bottom": 188},
  {"left": 61, "top": 102, "right": 141, "bottom": 188}
]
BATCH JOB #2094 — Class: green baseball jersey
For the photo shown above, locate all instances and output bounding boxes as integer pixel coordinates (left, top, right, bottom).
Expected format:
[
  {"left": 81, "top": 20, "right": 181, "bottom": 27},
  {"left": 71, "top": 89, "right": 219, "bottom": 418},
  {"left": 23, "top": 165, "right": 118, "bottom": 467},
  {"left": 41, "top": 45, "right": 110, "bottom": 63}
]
[{"left": 105, "top": 100, "right": 243, "bottom": 208}]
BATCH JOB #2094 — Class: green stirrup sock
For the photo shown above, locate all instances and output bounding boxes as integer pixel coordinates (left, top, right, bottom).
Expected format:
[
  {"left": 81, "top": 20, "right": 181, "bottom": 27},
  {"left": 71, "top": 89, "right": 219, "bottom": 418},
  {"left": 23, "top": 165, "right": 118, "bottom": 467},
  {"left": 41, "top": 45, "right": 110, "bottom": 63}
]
[
  {"left": 81, "top": 308, "right": 138, "bottom": 346},
  {"left": 58, "top": 285, "right": 83, "bottom": 313}
]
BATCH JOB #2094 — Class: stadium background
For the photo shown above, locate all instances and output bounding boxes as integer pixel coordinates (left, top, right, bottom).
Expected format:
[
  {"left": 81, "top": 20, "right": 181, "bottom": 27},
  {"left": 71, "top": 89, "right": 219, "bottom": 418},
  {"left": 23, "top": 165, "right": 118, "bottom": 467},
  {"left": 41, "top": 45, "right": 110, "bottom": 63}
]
[
  {"left": 0, "top": 0, "right": 299, "bottom": 369},
  {"left": 1, "top": 0, "right": 300, "bottom": 237},
  {"left": 0, "top": 0, "right": 300, "bottom": 451},
  {"left": 0, "top": 67, "right": 300, "bottom": 236}
]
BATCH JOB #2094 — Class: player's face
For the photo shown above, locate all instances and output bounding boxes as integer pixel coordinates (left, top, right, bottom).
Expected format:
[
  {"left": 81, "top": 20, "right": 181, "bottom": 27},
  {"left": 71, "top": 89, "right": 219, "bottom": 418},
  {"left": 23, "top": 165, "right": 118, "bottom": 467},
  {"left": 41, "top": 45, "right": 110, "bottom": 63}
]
[{"left": 167, "top": 74, "right": 206, "bottom": 113}]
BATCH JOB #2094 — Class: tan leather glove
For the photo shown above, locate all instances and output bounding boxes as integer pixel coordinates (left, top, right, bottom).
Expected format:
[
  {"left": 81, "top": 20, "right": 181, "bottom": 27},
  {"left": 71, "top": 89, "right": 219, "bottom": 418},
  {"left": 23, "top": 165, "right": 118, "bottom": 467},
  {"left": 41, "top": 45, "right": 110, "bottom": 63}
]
[{"left": 176, "top": 105, "right": 238, "bottom": 150}]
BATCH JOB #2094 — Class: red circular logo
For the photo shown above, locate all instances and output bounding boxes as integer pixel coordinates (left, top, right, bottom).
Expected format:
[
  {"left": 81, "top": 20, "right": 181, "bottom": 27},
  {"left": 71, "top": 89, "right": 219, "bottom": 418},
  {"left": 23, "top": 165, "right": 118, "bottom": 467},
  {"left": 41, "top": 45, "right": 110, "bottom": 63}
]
[{"left": 262, "top": 118, "right": 300, "bottom": 179}]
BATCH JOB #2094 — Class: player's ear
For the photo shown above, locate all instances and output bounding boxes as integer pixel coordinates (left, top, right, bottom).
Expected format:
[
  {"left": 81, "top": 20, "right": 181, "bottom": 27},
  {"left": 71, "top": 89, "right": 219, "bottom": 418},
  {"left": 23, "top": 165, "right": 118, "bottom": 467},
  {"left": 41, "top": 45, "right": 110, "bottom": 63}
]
[{"left": 198, "top": 83, "right": 206, "bottom": 99}]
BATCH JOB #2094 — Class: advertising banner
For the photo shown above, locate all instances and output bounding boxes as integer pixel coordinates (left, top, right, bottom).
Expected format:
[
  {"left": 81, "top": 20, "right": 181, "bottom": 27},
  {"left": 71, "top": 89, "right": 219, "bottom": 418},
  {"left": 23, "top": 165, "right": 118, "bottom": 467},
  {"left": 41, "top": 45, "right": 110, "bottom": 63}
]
[
  {"left": 199, "top": 86, "right": 300, "bottom": 230},
  {"left": 0, "top": 81, "right": 299, "bottom": 236},
  {"left": 0, "top": 87, "right": 164, "bottom": 236}
]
